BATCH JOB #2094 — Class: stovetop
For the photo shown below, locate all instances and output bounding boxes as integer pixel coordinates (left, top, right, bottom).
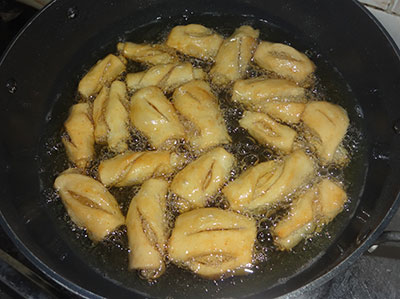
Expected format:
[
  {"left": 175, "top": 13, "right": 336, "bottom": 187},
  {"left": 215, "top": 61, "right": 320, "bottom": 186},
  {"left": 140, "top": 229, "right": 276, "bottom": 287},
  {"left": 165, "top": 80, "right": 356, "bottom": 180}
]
[{"left": 1, "top": 2, "right": 400, "bottom": 299}]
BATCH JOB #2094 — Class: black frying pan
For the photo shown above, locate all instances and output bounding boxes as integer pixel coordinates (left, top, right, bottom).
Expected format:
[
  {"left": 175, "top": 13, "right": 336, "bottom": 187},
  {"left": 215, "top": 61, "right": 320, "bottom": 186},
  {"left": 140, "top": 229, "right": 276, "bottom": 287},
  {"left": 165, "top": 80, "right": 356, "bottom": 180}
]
[{"left": 1, "top": 0, "right": 400, "bottom": 298}]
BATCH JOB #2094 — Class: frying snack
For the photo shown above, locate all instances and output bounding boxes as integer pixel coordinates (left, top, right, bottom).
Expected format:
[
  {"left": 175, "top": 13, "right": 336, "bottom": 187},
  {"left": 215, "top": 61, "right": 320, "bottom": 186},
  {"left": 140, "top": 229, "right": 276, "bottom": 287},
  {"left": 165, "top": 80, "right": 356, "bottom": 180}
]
[
  {"left": 78, "top": 54, "right": 126, "bottom": 98},
  {"left": 130, "top": 86, "right": 185, "bottom": 148},
  {"left": 302, "top": 101, "right": 349, "bottom": 164},
  {"left": 92, "top": 86, "right": 109, "bottom": 144},
  {"left": 253, "top": 42, "right": 315, "bottom": 84},
  {"left": 98, "top": 151, "right": 184, "bottom": 187},
  {"left": 126, "top": 179, "right": 169, "bottom": 279},
  {"left": 223, "top": 150, "right": 315, "bottom": 212},
  {"left": 254, "top": 101, "right": 305, "bottom": 124},
  {"left": 62, "top": 103, "right": 94, "bottom": 169},
  {"left": 272, "top": 179, "right": 347, "bottom": 250},
  {"left": 118, "top": 42, "right": 178, "bottom": 65},
  {"left": 105, "top": 81, "right": 130, "bottom": 153},
  {"left": 171, "top": 147, "right": 235, "bottom": 213},
  {"left": 239, "top": 111, "right": 297, "bottom": 153},
  {"left": 232, "top": 78, "right": 305, "bottom": 104},
  {"left": 54, "top": 169, "right": 124, "bottom": 242},
  {"left": 168, "top": 208, "right": 256, "bottom": 279},
  {"left": 272, "top": 186, "right": 316, "bottom": 250},
  {"left": 126, "top": 62, "right": 205, "bottom": 92},
  {"left": 166, "top": 24, "right": 224, "bottom": 60},
  {"left": 210, "top": 25, "right": 259, "bottom": 86},
  {"left": 173, "top": 80, "right": 231, "bottom": 150}
]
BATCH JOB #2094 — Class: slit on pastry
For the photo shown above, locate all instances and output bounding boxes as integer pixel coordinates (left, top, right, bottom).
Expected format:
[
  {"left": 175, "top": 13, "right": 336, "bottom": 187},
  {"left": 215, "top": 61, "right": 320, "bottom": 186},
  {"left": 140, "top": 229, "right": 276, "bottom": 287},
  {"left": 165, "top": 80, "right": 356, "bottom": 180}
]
[
  {"left": 272, "top": 179, "right": 347, "bottom": 250},
  {"left": 168, "top": 208, "right": 256, "bottom": 279},
  {"left": 239, "top": 111, "right": 297, "bottom": 153},
  {"left": 210, "top": 25, "right": 259, "bottom": 86},
  {"left": 117, "top": 42, "right": 178, "bottom": 65},
  {"left": 54, "top": 169, "right": 125, "bottom": 242},
  {"left": 301, "top": 101, "right": 349, "bottom": 164},
  {"left": 253, "top": 42, "right": 315, "bottom": 84},
  {"left": 98, "top": 151, "right": 184, "bottom": 187},
  {"left": 62, "top": 103, "right": 94, "bottom": 169},
  {"left": 172, "top": 80, "right": 231, "bottom": 150},
  {"left": 126, "top": 178, "right": 169, "bottom": 279},
  {"left": 130, "top": 86, "right": 185, "bottom": 148},
  {"left": 126, "top": 62, "right": 205, "bottom": 92},
  {"left": 223, "top": 150, "right": 315, "bottom": 213},
  {"left": 170, "top": 147, "right": 235, "bottom": 213},
  {"left": 78, "top": 54, "right": 126, "bottom": 98},
  {"left": 166, "top": 24, "right": 224, "bottom": 60}
]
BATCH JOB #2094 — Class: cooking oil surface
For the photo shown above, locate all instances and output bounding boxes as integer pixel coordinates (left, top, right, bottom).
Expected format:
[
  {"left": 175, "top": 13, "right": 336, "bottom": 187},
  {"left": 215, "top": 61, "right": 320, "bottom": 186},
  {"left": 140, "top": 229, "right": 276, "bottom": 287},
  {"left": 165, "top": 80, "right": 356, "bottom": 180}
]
[{"left": 38, "top": 13, "right": 368, "bottom": 298}]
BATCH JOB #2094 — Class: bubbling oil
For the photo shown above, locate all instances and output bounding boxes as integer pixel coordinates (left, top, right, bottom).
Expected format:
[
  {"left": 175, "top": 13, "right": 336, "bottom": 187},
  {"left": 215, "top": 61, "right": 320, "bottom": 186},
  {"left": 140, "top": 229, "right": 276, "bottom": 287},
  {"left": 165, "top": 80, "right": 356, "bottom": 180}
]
[{"left": 41, "top": 15, "right": 365, "bottom": 290}]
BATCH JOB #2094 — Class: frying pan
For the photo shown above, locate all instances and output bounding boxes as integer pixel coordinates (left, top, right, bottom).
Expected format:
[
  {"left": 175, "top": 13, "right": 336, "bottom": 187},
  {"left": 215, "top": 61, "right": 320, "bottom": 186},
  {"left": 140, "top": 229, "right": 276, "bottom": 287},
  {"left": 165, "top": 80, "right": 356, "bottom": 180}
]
[{"left": 1, "top": 0, "right": 400, "bottom": 298}]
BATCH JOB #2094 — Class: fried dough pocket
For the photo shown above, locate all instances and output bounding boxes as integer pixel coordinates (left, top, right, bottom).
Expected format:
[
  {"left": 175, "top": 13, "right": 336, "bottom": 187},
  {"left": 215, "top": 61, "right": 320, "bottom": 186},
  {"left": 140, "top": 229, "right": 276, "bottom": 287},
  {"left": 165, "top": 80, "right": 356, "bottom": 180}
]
[
  {"left": 210, "top": 25, "right": 259, "bottom": 86},
  {"left": 98, "top": 151, "right": 184, "bottom": 187},
  {"left": 253, "top": 42, "right": 315, "bottom": 84},
  {"left": 54, "top": 170, "right": 124, "bottom": 242},
  {"left": 272, "top": 179, "right": 347, "bottom": 250},
  {"left": 302, "top": 101, "right": 349, "bottom": 164},
  {"left": 126, "top": 178, "right": 169, "bottom": 279},
  {"left": 223, "top": 150, "right": 315, "bottom": 213},
  {"left": 170, "top": 147, "right": 235, "bottom": 213},
  {"left": 166, "top": 24, "right": 224, "bottom": 60},
  {"left": 78, "top": 54, "right": 126, "bottom": 98},
  {"left": 130, "top": 86, "right": 185, "bottom": 148},
  {"left": 118, "top": 42, "right": 178, "bottom": 65},
  {"left": 168, "top": 208, "right": 256, "bottom": 279},
  {"left": 62, "top": 103, "right": 94, "bottom": 170},
  {"left": 173, "top": 80, "right": 231, "bottom": 150},
  {"left": 239, "top": 111, "right": 297, "bottom": 153}
]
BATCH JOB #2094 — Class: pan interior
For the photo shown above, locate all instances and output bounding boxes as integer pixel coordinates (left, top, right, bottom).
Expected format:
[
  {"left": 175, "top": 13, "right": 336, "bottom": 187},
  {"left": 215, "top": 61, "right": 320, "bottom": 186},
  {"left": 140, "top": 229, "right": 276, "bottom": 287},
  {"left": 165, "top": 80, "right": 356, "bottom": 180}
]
[{"left": 37, "top": 13, "right": 368, "bottom": 299}]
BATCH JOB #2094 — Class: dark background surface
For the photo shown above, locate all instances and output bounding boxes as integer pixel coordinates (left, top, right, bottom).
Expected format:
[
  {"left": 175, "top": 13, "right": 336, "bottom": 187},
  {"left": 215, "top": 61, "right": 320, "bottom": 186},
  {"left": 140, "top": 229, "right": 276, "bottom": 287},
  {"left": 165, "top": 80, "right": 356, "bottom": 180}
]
[{"left": 0, "top": 2, "right": 400, "bottom": 298}]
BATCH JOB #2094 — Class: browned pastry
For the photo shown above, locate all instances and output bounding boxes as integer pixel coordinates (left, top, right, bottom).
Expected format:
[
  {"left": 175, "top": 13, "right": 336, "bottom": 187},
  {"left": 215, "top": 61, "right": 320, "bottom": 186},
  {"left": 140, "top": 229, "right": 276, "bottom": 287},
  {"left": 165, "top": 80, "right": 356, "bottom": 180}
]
[
  {"left": 62, "top": 103, "right": 94, "bottom": 169},
  {"left": 126, "top": 178, "right": 169, "bottom": 279},
  {"left": 78, "top": 54, "right": 126, "bottom": 98},
  {"left": 54, "top": 169, "right": 125, "bottom": 242},
  {"left": 168, "top": 208, "right": 256, "bottom": 278}
]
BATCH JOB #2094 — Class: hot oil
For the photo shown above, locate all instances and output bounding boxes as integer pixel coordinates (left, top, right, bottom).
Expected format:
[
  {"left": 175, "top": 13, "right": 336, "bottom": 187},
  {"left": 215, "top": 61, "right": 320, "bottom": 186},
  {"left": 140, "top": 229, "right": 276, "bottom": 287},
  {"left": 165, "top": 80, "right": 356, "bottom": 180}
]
[{"left": 39, "top": 12, "right": 368, "bottom": 298}]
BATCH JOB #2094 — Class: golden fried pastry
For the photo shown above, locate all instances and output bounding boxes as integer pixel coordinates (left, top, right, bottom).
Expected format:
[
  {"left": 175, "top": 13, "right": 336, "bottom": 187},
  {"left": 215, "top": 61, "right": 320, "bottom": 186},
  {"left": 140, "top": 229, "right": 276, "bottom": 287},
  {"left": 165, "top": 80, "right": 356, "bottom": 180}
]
[
  {"left": 253, "top": 42, "right": 316, "bottom": 84},
  {"left": 210, "top": 25, "right": 259, "bottom": 86},
  {"left": 254, "top": 101, "right": 305, "bottom": 124},
  {"left": 126, "top": 179, "right": 169, "bottom": 279},
  {"left": 170, "top": 147, "right": 235, "bottom": 213},
  {"left": 272, "top": 187, "right": 317, "bottom": 250},
  {"left": 62, "top": 103, "right": 94, "bottom": 169},
  {"left": 98, "top": 151, "right": 184, "bottom": 187},
  {"left": 54, "top": 169, "right": 124, "bottom": 242},
  {"left": 105, "top": 81, "right": 130, "bottom": 153},
  {"left": 92, "top": 86, "right": 109, "bottom": 144},
  {"left": 272, "top": 178, "right": 347, "bottom": 250},
  {"left": 316, "top": 179, "right": 347, "bottom": 224},
  {"left": 166, "top": 24, "right": 224, "bottom": 60},
  {"left": 130, "top": 86, "right": 185, "bottom": 148},
  {"left": 78, "top": 54, "right": 126, "bottom": 98},
  {"left": 126, "top": 62, "right": 205, "bottom": 92},
  {"left": 301, "top": 101, "right": 349, "bottom": 164},
  {"left": 168, "top": 208, "right": 256, "bottom": 279},
  {"left": 239, "top": 111, "right": 297, "bottom": 153},
  {"left": 117, "top": 42, "right": 178, "bottom": 65},
  {"left": 173, "top": 80, "right": 231, "bottom": 150},
  {"left": 232, "top": 78, "right": 305, "bottom": 105},
  {"left": 223, "top": 150, "right": 315, "bottom": 212}
]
